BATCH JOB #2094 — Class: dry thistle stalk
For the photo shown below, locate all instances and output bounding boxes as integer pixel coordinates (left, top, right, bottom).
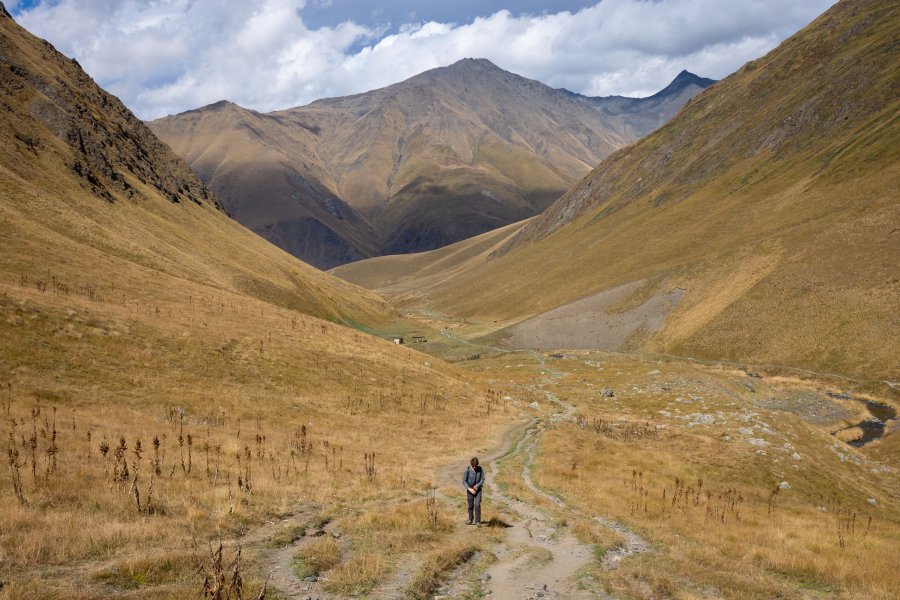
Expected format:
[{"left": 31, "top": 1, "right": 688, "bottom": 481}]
[
  {"left": 152, "top": 436, "right": 162, "bottom": 476},
  {"left": 44, "top": 406, "right": 58, "bottom": 480},
  {"left": 214, "top": 444, "right": 221, "bottom": 484},
  {"left": 364, "top": 451, "right": 376, "bottom": 480},
  {"left": 767, "top": 485, "right": 780, "bottom": 515},
  {"left": 7, "top": 434, "right": 26, "bottom": 504},
  {"left": 201, "top": 541, "right": 226, "bottom": 600},
  {"left": 112, "top": 436, "right": 129, "bottom": 487},
  {"left": 129, "top": 470, "right": 141, "bottom": 512},
  {"left": 187, "top": 434, "right": 193, "bottom": 474},
  {"left": 229, "top": 544, "right": 243, "bottom": 599},
  {"left": 179, "top": 431, "right": 186, "bottom": 473},
  {"left": 28, "top": 408, "right": 38, "bottom": 482},
  {"left": 243, "top": 447, "right": 252, "bottom": 503},
  {"left": 146, "top": 474, "right": 154, "bottom": 514},
  {"left": 425, "top": 485, "right": 439, "bottom": 528},
  {"left": 2, "top": 382, "right": 11, "bottom": 417}
]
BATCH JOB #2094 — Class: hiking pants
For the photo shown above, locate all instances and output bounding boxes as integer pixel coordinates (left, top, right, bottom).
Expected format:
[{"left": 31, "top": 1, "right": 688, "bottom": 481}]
[{"left": 467, "top": 489, "right": 482, "bottom": 523}]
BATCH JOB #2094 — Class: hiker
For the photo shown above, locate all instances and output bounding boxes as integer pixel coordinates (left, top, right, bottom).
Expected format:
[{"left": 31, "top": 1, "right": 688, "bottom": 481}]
[{"left": 462, "top": 456, "right": 484, "bottom": 525}]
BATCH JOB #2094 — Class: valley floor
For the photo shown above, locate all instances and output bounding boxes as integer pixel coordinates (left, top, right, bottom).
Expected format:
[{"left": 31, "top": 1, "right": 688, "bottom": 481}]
[
  {"left": 248, "top": 341, "right": 898, "bottom": 599},
  {"left": 2, "top": 286, "right": 897, "bottom": 599}
]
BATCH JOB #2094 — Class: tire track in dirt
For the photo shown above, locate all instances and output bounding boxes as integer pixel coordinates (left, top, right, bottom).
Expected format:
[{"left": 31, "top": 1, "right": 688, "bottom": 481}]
[
  {"left": 430, "top": 342, "right": 649, "bottom": 598},
  {"left": 253, "top": 338, "right": 650, "bottom": 599}
]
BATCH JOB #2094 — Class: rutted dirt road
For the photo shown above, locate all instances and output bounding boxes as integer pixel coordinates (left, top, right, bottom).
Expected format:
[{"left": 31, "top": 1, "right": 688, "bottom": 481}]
[{"left": 253, "top": 349, "right": 650, "bottom": 599}]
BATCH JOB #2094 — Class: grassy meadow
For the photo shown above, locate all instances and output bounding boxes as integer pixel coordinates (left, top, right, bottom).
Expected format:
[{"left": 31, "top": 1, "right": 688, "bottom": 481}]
[
  {"left": 0, "top": 262, "right": 518, "bottom": 598},
  {"left": 479, "top": 350, "right": 900, "bottom": 599}
]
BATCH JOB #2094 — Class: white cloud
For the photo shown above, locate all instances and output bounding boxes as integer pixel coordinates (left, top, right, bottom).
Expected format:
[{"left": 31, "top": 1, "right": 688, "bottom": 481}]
[{"left": 14, "top": 0, "right": 836, "bottom": 119}]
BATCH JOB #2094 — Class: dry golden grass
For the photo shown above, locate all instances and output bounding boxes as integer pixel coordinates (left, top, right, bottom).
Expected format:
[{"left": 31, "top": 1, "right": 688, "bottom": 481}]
[
  {"left": 473, "top": 350, "right": 900, "bottom": 599},
  {"left": 0, "top": 275, "right": 514, "bottom": 597},
  {"left": 292, "top": 537, "right": 341, "bottom": 579},
  {"left": 406, "top": 541, "right": 479, "bottom": 600}
]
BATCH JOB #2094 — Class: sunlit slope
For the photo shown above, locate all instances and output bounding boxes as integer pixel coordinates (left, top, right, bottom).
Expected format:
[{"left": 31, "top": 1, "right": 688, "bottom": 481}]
[
  {"left": 331, "top": 219, "right": 528, "bottom": 295},
  {"left": 0, "top": 3, "right": 390, "bottom": 326},
  {"left": 343, "top": 0, "right": 900, "bottom": 380}
]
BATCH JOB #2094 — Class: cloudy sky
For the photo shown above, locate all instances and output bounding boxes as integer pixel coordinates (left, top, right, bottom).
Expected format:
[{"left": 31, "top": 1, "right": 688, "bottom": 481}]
[{"left": 9, "top": 0, "right": 836, "bottom": 120}]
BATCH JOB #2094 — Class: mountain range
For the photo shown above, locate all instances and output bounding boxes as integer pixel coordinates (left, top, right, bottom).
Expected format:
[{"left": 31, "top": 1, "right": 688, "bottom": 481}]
[
  {"left": 150, "top": 61, "right": 713, "bottom": 268},
  {"left": 334, "top": 0, "right": 900, "bottom": 383}
]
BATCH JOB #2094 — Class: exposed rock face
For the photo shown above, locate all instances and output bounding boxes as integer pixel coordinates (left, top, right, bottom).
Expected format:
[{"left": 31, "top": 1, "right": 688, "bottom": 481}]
[
  {"left": 0, "top": 5, "right": 218, "bottom": 209},
  {"left": 150, "top": 60, "right": 712, "bottom": 268}
]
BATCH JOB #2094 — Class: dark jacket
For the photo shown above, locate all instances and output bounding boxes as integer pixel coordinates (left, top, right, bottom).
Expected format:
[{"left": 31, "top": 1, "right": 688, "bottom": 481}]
[{"left": 462, "top": 465, "right": 484, "bottom": 493}]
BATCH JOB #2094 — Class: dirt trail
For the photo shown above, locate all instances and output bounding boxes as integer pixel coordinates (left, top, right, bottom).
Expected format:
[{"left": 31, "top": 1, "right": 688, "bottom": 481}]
[
  {"left": 255, "top": 346, "right": 649, "bottom": 599},
  {"left": 475, "top": 420, "right": 596, "bottom": 600}
]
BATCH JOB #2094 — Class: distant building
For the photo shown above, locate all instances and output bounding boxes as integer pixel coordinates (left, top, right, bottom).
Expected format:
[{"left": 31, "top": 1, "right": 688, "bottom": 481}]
[
  {"left": 393, "top": 337, "right": 404, "bottom": 345},
  {"left": 411, "top": 335, "right": 427, "bottom": 343}
]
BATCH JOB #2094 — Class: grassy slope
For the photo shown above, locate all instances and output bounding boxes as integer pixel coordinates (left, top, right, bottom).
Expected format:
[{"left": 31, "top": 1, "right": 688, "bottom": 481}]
[
  {"left": 337, "top": 0, "right": 900, "bottom": 382},
  {"left": 481, "top": 351, "right": 900, "bottom": 599},
  {"left": 0, "top": 8, "right": 515, "bottom": 597}
]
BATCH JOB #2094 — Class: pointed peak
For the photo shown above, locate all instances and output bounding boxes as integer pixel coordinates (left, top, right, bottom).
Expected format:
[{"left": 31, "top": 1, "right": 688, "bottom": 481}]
[
  {"left": 407, "top": 57, "right": 516, "bottom": 87},
  {"left": 673, "top": 70, "right": 709, "bottom": 84},
  {"left": 166, "top": 99, "right": 247, "bottom": 119},
  {"left": 206, "top": 100, "right": 238, "bottom": 110},
  {"left": 651, "top": 70, "right": 716, "bottom": 99},
  {"left": 447, "top": 57, "right": 502, "bottom": 71},
  {"left": 0, "top": 3, "right": 10, "bottom": 19}
]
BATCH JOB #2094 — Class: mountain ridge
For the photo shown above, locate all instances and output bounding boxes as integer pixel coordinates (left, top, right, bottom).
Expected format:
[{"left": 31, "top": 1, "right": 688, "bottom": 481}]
[
  {"left": 151, "top": 60, "right": 714, "bottom": 268},
  {"left": 333, "top": 0, "right": 900, "bottom": 382}
]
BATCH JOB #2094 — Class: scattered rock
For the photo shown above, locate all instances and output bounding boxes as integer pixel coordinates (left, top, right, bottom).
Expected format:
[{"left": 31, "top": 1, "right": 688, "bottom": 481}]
[
  {"left": 331, "top": 530, "right": 342, "bottom": 539},
  {"left": 601, "top": 388, "right": 614, "bottom": 398},
  {"left": 312, "top": 529, "right": 326, "bottom": 537},
  {"left": 647, "top": 370, "right": 660, "bottom": 376},
  {"left": 778, "top": 481, "right": 791, "bottom": 490},
  {"left": 689, "top": 413, "right": 715, "bottom": 425},
  {"left": 478, "top": 573, "right": 492, "bottom": 581},
  {"left": 747, "top": 438, "right": 770, "bottom": 447},
  {"left": 529, "top": 402, "right": 540, "bottom": 409},
  {"left": 738, "top": 427, "right": 754, "bottom": 436},
  {"left": 867, "top": 498, "right": 878, "bottom": 506},
  {"left": 791, "top": 452, "right": 802, "bottom": 460}
]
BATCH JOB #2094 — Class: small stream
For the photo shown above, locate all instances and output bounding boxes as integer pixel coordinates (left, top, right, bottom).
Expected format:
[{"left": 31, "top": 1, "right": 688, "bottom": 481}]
[{"left": 832, "top": 393, "right": 897, "bottom": 447}]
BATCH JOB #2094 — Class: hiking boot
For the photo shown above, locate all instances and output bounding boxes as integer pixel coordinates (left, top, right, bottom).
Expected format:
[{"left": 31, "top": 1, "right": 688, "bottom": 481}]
[{"left": 465, "top": 520, "right": 474, "bottom": 525}]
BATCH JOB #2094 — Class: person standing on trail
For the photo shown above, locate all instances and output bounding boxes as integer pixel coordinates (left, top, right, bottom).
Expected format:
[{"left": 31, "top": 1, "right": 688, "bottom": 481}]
[{"left": 463, "top": 457, "right": 484, "bottom": 526}]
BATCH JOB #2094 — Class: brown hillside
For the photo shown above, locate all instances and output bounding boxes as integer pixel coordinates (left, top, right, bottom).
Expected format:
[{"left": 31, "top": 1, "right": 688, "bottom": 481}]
[
  {"left": 150, "top": 61, "right": 712, "bottom": 268},
  {"left": 0, "top": 6, "right": 519, "bottom": 595},
  {"left": 335, "top": 0, "right": 900, "bottom": 383},
  {"left": 0, "top": 2, "right": 389, "bottom": 325}
]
